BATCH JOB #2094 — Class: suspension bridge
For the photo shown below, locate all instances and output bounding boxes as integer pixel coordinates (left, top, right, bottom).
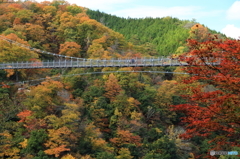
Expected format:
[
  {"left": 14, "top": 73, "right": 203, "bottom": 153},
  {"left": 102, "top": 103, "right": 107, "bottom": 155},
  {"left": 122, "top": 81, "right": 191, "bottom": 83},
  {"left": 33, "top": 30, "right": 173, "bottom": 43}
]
[
  {"left": 0, "top": 58, "right": 190, "bottom": 70},
  {"left": 0, "top": 35, "right": 221, "bottom": 70},
  {"left": 0, "top": 35, "right": 221, "bottom": 87}
]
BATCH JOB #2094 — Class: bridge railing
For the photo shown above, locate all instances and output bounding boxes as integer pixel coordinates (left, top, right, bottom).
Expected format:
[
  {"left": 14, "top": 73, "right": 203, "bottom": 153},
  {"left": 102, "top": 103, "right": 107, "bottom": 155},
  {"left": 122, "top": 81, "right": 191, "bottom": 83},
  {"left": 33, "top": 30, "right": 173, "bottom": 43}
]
[{"left": 0, "top": 57, "right": 222, "bottom": 70}]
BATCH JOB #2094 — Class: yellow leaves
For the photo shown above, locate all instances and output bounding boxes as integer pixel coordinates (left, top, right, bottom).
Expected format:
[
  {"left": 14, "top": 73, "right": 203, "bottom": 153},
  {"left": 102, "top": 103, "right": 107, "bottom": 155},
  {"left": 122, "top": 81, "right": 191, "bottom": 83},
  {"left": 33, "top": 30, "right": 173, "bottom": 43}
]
[
  {"left": 130, "top": 110, "right": 142, "bottom": 121},
  {"left": 4, "top": 67, "right": 15, "bottom": 78},
  {"left": 91, "top": 138, "right": 109, "bottom": 151},
  {"left": 26, "top": 78, "right": 64, "bottom": 106},
  {"left": 45, "top": 126, "right": 71, "bottom": 148},
  {"left": 45, "top": 103, "right": 81, "bottom": 129},
  {"left": 128, "top": 97, "right": 141, "bottom": 108},
  {"left": 155, "top": 128, "right": 162, "bottom": 134},
  {"left": 0, "top": 131, "right": 20, "bottom": 159},
  {"left": 1, "top": 130, "right": 10, "bottom": 137},
  {"left": 19, "top": 138, "right": 28, "bottom": 148},
  {"left": 43, "top": 6, "right": 57, "bottom": 15},
  {"left": 116, "top": 148, "right": 133, "bottom": 159},
  {"left": 80, "top": 155, "right": 93, "bottom": 159},
  {"left": 0, "top": 34, "right": 38, "bottom": 62},
  {"left": 188, "top": 153, "right": 195, "bottom": 159},
  {"left": 84, "top": 122, "right": 102, "bottom": 138},
  {"left": 114, "top": 108, "right": 122, "bottom": 117},
  {"left": 61, "top": 154, "right": 76, "bottom": 159},
  {"left": 155, "top": 80, "right": 179, "bottom": 107},
  {"left": 45, "top": 114, "right": 61, "bottom": 128},
  {"left": 3, "top": 147, "right": 21, "bottom": 159},
  {"left": 87, "top": 42, "right": 105, "bottom": 59},
  {"left": 83, "top": 122, "right": 113, "bottom": 152},
  {"left": 44, "top": 126, "right": 73, "bottom": 157},
  {"left": 61, "top": 103, "right": 81, "bottom": 125}
]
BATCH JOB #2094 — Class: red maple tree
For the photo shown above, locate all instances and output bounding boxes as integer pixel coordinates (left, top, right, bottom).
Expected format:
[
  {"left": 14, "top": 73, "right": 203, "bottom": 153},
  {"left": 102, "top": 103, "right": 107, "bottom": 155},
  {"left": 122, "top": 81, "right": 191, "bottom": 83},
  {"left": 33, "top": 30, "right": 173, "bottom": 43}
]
[{"left": 172, "top": 34, "right": 240, "bottom": 157}]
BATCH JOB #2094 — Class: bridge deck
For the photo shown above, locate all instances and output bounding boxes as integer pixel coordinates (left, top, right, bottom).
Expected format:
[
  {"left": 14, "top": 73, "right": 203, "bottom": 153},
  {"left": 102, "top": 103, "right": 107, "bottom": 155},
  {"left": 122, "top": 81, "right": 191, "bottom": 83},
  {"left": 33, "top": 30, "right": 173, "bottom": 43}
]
[{"left": 0, "top": 58, "right": 220, "bottom": 69}]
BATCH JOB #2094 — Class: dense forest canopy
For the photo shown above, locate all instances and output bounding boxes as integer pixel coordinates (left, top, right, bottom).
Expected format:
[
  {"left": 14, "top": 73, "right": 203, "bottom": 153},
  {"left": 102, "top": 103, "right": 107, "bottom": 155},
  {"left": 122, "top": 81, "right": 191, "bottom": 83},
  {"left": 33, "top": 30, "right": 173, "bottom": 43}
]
[
  {"left": 87, "top": 9, "right": 225, "bottom": 56},
  {"left": 0, "top": 0, "right": 239, "bottom": 159}
]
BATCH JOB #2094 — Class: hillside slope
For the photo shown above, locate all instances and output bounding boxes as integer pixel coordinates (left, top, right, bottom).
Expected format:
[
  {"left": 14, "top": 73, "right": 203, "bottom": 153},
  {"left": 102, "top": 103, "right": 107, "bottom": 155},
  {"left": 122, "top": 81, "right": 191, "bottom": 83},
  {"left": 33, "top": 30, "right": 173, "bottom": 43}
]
[{"left": 87, "top": 10, "right": 226, "bottom": 56}]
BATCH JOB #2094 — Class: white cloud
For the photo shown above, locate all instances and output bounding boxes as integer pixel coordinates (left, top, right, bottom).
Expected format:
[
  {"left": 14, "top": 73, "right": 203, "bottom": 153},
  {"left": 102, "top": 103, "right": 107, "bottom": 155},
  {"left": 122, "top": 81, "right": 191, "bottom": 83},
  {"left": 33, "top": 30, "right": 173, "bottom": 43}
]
[
  {"left": 221, "top": 24, "right": 240, "bottom": 39},
  {"left": 227, "top": 1, "right": 240, "bottom": 20},
  {"left": 35, "top": 0, "right": 223, "bottom": 20}
]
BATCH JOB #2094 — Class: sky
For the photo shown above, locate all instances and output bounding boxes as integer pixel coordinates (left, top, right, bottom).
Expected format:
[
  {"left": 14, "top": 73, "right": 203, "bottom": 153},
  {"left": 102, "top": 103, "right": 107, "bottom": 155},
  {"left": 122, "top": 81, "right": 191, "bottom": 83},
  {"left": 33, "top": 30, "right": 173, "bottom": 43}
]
[{"left": 37, "top": 0, "right": 240, "bottom": 39}]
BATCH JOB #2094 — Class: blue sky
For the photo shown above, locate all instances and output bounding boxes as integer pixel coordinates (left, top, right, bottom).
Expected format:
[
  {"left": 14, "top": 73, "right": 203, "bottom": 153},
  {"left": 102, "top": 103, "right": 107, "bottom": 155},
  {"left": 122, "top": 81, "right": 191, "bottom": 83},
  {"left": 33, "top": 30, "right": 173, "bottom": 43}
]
[{"left": 38, "top": 0, "right": 240, "bottom": 39}]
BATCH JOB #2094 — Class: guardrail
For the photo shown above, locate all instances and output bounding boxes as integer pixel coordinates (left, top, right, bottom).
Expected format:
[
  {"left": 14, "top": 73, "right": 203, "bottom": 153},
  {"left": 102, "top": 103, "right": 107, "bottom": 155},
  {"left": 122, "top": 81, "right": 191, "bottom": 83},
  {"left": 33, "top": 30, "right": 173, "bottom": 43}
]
[{"left": 0, "top": 57, "right": 221, "bottom": 70}]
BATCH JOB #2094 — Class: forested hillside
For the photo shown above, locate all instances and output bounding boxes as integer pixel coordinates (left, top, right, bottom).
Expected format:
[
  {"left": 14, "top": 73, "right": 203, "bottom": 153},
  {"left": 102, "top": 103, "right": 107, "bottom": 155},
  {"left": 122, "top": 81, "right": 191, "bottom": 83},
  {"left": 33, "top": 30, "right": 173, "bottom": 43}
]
[
  {"left": 87, "top": 10, "right": 224, "bottom": 56},
  {"left": 0, "top": 1, "right": 239, "bottom": 159}
]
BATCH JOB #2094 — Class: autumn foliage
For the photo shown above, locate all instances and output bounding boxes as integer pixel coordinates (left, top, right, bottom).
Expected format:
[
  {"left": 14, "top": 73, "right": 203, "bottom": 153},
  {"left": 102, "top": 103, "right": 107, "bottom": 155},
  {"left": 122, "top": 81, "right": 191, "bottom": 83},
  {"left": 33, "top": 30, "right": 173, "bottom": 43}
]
[
  {"left": 1, "top": 1, "right": 239, "bottom": 159},
  {"left": 172, "top": 34, "right": 240, "bottom": 155}
]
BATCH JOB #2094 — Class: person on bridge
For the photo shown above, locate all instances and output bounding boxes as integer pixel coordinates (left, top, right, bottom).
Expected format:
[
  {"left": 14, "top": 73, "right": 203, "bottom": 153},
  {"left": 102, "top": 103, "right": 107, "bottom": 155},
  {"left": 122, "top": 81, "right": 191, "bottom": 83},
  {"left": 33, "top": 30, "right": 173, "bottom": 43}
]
[{"left": 131, "top": 59, "right": 135, "bottom": 64}]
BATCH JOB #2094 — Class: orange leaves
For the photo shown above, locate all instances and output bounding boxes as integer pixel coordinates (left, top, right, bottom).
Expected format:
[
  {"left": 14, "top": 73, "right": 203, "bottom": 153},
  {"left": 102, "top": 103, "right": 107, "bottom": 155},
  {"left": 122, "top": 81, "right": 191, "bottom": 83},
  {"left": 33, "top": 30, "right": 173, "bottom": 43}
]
[
  {"left": 59, "top": 41, "right": 81, "bottom": 57},
  {"left": 110, "top": 129, "right": 142, "bottom": 147},
  {"left": 25, "top": 23, "right": 46, "bottom": 42},
  {"left": 44, "top": 145, "right": 70, "bottom": 157},
  {"left": 189, "top": 23, "right": 209, "bottom": 42},
  {"left": 104, "top": 73, "right": 123, "bottom": 102},
  {"left": 1, "top": 82, "right": 10, "bottom": 88},
  {"left": 17, "top": 110, "right": 32, "bottom": 123},
  {"left": 44, "top": 126, "right": 73, "bottom": 157}
]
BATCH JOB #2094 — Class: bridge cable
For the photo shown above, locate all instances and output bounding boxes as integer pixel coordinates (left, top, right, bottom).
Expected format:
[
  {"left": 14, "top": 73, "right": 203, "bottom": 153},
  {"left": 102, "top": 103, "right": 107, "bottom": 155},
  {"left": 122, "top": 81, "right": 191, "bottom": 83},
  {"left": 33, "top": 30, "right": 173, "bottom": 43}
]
[
  {"left": 0, "top": 71, "right": 190, "bottom": 87},
  {"left": 0, "top": 35, "right": 85, "bottom": 60}
]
